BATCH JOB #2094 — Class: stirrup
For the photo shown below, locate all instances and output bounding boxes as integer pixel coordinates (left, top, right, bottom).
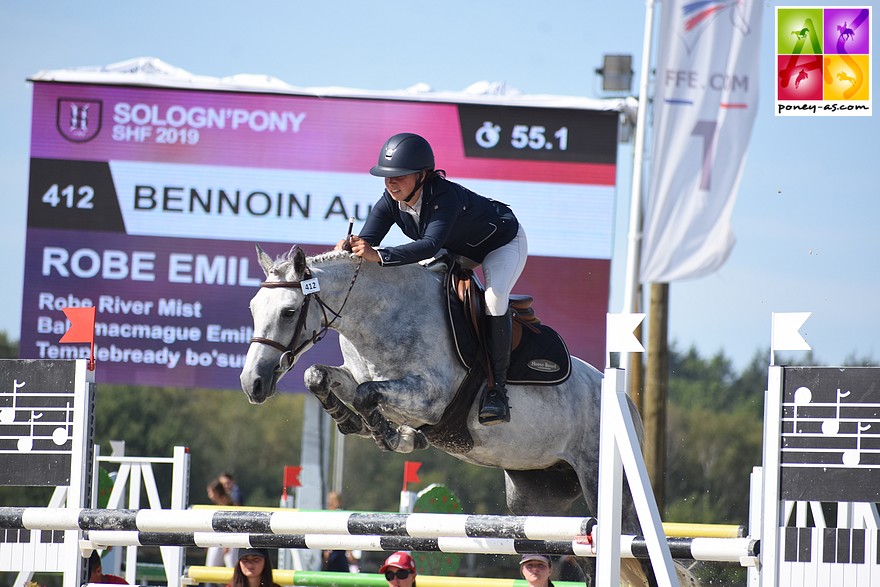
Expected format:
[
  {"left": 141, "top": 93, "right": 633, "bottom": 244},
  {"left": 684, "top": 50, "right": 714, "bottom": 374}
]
[{"left": 479, "top": 388, "right": 510, "bottom": 426}]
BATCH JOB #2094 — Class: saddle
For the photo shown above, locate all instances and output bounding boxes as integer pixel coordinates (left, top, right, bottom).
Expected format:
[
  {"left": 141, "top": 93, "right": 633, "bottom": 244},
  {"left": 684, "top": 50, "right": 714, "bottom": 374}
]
[
  {"left": 418, "top": 256, "right": 571, "bottom": 453},
  {"left": 443, "top": 257, "right": 571, "bottom": 384}
]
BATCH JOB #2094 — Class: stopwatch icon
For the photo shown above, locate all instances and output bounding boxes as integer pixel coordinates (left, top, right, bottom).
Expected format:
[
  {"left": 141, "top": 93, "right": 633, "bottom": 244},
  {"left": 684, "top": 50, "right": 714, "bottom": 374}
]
[{"left": 475, "top": 122, "right": 501, "bottom": 149}]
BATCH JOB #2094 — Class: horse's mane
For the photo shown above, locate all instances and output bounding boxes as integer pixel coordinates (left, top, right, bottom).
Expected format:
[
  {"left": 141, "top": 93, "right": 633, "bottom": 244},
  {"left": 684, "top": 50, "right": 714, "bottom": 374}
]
[
  {"left": 305, "top": 248, "right": 435, "bottom": 276},
  {"left": 307, "top": 249, "right": 356, "bottom": 265},
  {"left": 263, "top": 248, "right": 347, "bottom": 276},
  {"left": 268, "top": 247, "right": 441, "bottom": 286}
]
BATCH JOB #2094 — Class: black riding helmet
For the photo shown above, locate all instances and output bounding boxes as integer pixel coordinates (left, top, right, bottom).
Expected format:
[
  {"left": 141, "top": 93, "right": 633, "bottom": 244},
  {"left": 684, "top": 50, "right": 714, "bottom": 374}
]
[{"left": 370, "top": 133, "right": 434, "bottom": 177}]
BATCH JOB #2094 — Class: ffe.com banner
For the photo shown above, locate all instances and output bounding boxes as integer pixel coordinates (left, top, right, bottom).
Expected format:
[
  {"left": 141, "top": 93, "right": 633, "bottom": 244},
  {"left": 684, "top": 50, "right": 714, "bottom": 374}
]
[{"left": 22, "top": 80, "right": 619, "bottom": 390}]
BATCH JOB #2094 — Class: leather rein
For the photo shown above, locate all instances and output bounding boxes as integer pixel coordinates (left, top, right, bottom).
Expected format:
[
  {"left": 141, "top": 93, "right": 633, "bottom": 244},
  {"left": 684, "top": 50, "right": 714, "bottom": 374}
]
[{"left": 249, "top": 258, "right": 363, "bottom": 372}]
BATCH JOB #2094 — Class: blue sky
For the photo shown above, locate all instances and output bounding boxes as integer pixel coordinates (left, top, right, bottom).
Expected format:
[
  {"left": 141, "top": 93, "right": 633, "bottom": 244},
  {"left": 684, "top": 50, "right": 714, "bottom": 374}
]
[{"left": 2, "top": 0, "right": 878, "bottom": 370}]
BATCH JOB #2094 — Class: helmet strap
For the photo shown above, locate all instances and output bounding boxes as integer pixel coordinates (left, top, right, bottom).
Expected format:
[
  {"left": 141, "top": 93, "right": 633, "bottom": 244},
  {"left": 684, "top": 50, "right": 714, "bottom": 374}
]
[{"left": 404, "top": 171, "right": 427, "bottom": 203}]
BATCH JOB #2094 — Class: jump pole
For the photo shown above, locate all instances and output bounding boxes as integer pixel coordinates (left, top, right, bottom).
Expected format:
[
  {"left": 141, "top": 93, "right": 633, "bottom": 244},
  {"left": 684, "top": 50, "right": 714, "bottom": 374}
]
[
  {"left": 79, "top": 530, "right": 754, "bottom": 563},
  {"left": 186, "top": 568, "right": 588, "bottom": 587},
  {"left": 0, "top": 508, "right": 597, "bottom": 541},
  {"left": 189, "top": 505, "right": 744, "bottom": 539}
]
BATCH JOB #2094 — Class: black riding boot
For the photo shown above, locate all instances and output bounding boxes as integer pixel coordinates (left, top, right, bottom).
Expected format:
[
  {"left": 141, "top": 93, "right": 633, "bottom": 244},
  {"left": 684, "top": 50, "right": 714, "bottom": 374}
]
[{"left": 479, "top": 311, "right": 512, "bottom": 425}]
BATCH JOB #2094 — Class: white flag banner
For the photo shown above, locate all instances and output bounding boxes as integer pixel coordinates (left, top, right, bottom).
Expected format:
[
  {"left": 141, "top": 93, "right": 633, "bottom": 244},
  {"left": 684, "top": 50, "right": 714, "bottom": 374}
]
[
  {"left": 606, "top": 313, "right": 647, "bottom": 353},
  {"left": 640, "top": 0, "right": 763, "bottom": 283},
  {"left": 771, "top": 312, "right": 812, "bottom": 352}
]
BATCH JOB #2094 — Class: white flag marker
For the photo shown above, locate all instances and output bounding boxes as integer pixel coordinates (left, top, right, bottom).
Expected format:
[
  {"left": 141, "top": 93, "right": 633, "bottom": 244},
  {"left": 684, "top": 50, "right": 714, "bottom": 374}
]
[
  {"left": 771, "top": 312, "right": 812, "bottom": 352},
  {"left": 606, "top": 313, "right": 646, "bottom": 354}
]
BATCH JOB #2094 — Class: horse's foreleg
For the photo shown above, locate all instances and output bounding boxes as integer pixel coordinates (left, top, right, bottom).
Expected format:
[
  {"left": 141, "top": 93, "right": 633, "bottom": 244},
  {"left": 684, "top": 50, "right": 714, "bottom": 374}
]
[
  {"left": 304, "top": 365, "right": 368, "bottom": 437},
  {"left": 354, "top": 377, "right": 431, "bottom": 453},
  {"left": 362, "top": 411, "right": 428, "bottom": 453}
]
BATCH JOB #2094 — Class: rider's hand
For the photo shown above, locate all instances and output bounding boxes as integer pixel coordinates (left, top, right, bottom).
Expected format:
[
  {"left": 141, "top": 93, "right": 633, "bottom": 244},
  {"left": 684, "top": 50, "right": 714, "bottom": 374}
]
[{"left": 349, "top": 235, "right": 380, "bottom": 263}]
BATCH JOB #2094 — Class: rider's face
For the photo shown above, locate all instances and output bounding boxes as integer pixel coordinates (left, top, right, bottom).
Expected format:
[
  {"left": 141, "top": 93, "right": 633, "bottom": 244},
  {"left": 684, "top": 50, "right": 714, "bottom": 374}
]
[{"left": 385, "top": 173, "right": 421, "bottom": 204}]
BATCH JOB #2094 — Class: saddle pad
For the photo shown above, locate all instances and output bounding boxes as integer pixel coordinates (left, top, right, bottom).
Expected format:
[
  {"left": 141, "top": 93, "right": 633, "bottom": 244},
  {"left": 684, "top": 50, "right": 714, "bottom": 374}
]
[
  {"left": 445, "top": 276, "right": 572, "bottom": 386},
  {"left": 508, "top": 322, "right": 572, "bottom": 385}
]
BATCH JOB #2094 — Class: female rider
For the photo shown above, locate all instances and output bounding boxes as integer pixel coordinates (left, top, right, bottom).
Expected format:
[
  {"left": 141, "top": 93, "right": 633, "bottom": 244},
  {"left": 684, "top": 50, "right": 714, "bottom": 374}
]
[{"left": 345, "top": 132, "right": 528, "bottom": 425}]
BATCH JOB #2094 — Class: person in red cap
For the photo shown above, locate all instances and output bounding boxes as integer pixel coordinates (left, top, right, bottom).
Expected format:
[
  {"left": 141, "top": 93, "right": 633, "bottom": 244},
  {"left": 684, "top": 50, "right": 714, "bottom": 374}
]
[
  {"left": 380, "top": 551, "right": 417, "bottom": 587},
  {"left": 519, "top": 554, "right": 554, "bottom": 587},
  {"left": 87, "top": 551, "right": 128, "bottom": 584}
]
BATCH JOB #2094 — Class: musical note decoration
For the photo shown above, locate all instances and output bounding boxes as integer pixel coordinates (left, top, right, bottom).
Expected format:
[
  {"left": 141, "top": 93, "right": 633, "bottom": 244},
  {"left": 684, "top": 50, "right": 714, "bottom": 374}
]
[
  {"left": 841, "top": 422, "right": 871, "bottom": 467},
  {"left": 821, "top": 389, "right": 851, "bottom": 436},
  {"left": 51, "top": 402, "right": 72, "bottom": 446},
  {"left": 792, "top": 386, "right": 812, "bottom": 433},
  {"left": 16, "top": 412, "right": 43, "bottom": 453},
  {"left": 0, "top": 380, "right": 26, "bottom": 424}
]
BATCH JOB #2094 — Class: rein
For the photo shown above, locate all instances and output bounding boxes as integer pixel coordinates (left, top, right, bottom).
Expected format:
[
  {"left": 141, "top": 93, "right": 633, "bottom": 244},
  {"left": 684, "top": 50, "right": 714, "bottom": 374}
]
[{"left": 249, "top": 257, "right": 363, "bottom": 371}]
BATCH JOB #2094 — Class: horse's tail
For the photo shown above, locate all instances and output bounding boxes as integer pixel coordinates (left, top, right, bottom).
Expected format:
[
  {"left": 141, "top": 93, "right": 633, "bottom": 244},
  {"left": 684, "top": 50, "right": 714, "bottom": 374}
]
[
  {"left": 620, "top": 560, "right": 647, "bottom": 586},
  {"left": 620, "top": 559, "right": 701, "bottom": 587}
]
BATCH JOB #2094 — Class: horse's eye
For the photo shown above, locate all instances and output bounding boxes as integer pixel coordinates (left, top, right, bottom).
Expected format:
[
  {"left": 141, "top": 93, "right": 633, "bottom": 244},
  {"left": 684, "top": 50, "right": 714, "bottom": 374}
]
[{"left": 281, "top": 308, "right": 297, "bottom": 319}]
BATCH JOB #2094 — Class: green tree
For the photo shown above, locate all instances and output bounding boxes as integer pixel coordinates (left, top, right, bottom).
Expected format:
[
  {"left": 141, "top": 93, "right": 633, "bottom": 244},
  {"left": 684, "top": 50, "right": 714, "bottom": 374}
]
[
  {"left": 93, "top": 385, "right": 304, "bottom": 507},
  {"left": 665, "top": 346, "right": 767, "bottom": 525},
  {"left": 0, "top": 331, "right": 18, "bottom": 358}
]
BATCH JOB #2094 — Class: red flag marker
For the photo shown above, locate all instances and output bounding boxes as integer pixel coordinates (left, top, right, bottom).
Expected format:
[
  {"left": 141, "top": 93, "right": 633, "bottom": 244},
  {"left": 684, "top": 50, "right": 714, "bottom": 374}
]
[
  {"left": 282, "top": 465, "right": 302, "bottom": 499},
  {"left": 59, "top": 307, "right": 96, "bottom": 371},
  {"left": 402, "top": 461, "right": 421, "bottom": 491}
]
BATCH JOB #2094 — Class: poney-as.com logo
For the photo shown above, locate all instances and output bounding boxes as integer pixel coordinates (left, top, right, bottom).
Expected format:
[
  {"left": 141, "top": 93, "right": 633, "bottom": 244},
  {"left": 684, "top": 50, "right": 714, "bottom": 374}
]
[{"left": 776, "top": 7, "right": 871, "bottom": 116}]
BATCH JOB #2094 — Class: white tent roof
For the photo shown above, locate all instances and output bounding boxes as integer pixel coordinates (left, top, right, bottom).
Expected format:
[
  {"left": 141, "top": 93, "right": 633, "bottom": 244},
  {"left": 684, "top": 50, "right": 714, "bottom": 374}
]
[{"left": 30, "top": 56, "right": 636, "bottom": 118}]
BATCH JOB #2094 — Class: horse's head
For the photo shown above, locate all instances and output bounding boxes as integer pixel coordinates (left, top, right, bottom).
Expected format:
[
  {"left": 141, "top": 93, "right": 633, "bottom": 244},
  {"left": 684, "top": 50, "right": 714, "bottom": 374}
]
[{"left": 240, "top": 244, "right": 322, "bottom": 404}]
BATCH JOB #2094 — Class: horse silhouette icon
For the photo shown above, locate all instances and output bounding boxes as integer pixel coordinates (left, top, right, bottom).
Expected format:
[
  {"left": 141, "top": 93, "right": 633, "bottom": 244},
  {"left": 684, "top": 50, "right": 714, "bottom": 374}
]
[{"left": 837, "top": 71, "right": 856, "bottom": 87}]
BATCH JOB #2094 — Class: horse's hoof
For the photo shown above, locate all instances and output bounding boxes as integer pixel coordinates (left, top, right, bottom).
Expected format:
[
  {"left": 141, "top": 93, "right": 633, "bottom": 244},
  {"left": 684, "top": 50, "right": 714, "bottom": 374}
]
[
  {"left": 413, "top": 430, "right": 429, "bottom": 451},
  {"left": 372, "top": 434, "right": 395, "bottom": 452},
  {"left": 304, "top": 367, "right": 331, "bottom": 400},
  {"left": 337, "top": 416, "right": 366, "bottom": 436}
]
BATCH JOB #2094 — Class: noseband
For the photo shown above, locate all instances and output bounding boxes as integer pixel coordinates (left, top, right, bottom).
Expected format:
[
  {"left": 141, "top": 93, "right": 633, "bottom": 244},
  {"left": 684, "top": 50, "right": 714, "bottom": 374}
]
[{"left": 249, "top": 258, "right": 362, "bottom": 372}]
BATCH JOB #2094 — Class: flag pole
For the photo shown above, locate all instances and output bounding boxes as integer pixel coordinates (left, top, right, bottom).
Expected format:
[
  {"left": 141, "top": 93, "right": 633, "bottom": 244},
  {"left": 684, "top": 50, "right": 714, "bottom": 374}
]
[{"left": 619, "top": 0, "right": 657, "bottom": 374}]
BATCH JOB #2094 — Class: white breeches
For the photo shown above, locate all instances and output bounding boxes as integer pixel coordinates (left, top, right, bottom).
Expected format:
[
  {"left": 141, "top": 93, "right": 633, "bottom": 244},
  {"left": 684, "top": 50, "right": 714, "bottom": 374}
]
[{"left": 482, "top": 225, "right": 528, "bottom": 316}]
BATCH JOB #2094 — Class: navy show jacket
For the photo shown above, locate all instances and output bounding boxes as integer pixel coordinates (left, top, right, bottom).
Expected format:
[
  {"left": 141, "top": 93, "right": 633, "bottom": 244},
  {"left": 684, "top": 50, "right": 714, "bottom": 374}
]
[{"left": 359, "top": 176, "right": 519, "bottom": 266}]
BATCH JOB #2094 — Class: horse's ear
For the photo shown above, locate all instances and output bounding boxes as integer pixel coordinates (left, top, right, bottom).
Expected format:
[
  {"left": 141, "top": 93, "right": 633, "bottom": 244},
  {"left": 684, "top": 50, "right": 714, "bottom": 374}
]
[
  {"left": 290, "top": 245, "right": 307, "bottom": 278},
  {"left": 255, "top": 244, "right": 273, "bottom": 277}
]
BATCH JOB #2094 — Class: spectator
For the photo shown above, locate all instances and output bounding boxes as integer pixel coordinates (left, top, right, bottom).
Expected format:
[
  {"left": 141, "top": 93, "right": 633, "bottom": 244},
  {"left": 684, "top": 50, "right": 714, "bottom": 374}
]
[
  {"left": 226, "top": 548, "right": 281, "bottom": 587},
  {"left": 322, "top": 491, "right": 353, "bottom": 573},
  {"left": 207, "top": 479, "right": 233, "bottom": 508},
  {"left": 88, "top": 551, "right": 128, "bottom": 584},
  {"left": 380, "top": 551, "right": 416, "bottom": 587},
  {"left": 206, "top": 479, "right": 238, "bottom": 573},
  {"left": 519, "top": 554, "right": 554, "bottom": 587},
  {"left": 219, "top": 472, "right": 243, "bottom": 506},
  {"left": 325, "top": 490, "right": 343, "bottom": 511}
]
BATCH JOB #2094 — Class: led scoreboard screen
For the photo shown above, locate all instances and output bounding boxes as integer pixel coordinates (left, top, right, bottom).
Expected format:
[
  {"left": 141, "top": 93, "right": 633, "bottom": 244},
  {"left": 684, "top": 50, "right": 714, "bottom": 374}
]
[{"left": 22, "top": 78, "right": 620, "bottom": 391}]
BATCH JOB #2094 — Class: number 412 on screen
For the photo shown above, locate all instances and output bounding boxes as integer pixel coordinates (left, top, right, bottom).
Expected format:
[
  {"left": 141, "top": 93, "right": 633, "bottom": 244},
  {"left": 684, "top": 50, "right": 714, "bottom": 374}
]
[{"left": 41, "top": 184, "right": 94, "bottom": 209}]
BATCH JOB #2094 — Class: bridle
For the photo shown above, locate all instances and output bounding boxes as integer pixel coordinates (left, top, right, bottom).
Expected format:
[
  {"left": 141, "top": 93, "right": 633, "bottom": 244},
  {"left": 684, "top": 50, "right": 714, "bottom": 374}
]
[{"left": 249, "top": 257, "right": 363, "bottom": 372}]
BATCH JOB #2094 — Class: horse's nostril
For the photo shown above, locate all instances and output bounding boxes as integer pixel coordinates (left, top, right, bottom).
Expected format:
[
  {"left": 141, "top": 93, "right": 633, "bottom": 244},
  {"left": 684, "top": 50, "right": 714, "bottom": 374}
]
[{"left": 250, "top": 379, "right": 267, "bottom": 403}]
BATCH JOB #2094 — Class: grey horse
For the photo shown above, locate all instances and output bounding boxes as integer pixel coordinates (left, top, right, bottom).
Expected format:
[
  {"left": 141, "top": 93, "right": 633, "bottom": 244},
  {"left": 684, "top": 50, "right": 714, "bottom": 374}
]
[{"left": 240, "top": 245, "right": 684, "bottom": 586}]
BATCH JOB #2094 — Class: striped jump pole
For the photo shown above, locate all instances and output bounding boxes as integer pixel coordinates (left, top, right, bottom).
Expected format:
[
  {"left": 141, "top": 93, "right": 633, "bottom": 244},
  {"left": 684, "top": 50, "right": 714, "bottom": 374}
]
[
  {"left": 187, "top": 568, "right": 588, "bottom": 587},
  {"left": 80, "top": 530, "right": 757, "bottom": 563},
  {"left": 190, "top": 505, "right": 745, "bottom": 539},
  {"left": 0, "top": 507, "right": 596, "bottom": 541}
]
